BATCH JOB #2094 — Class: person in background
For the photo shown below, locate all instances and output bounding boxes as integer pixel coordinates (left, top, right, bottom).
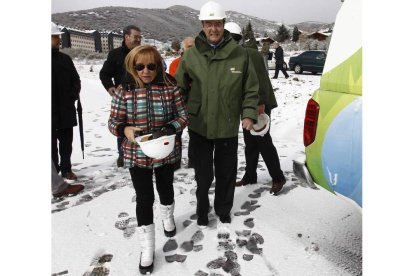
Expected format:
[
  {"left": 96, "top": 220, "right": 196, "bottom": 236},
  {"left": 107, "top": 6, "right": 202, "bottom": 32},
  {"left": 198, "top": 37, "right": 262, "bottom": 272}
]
[
  {"left": 100, "top": 25, "right": 142, "bottom": 168},
  {"left": 108, "top": 45, "right": 188, "bottom": 275},
  {"left": 175, "top": 1, "right": 259, "bottom": 227},
  {"left": 52, "top": 22, "right": 81, "bottom": 182},
  {"left": 260, "top": 40, "right": 271, "bottom": 70},
  {"left": 168, "top": 36, "right": 195, "bottom": 169},
  {"left": 169, "top": 37, "right": 195, "bottom": 77},
  {"left": 52, "top": 160, "right": 84, "bottom": 198},
  {"left": 272, "top": 41, "right": 289, "bottom": 79},
  {"left": 225, "top": 22, "right": 287, "bottom": 195}
]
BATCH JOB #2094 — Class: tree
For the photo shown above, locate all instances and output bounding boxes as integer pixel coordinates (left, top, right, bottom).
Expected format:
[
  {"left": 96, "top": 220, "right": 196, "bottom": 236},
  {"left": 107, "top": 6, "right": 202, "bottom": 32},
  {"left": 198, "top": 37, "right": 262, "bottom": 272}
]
[
  {"left": 263, "top": 31, "right": 268, "bottom": 37},
  {"left": 276, "top": 24, "right": 290, "bottom": 43},
  {"left": 171, "top": 39, "right": 181, "bottom": 52},
  {"left": 243, "top": 20, "right": 255, "bottom": 40},
  {"left": 292, "top": 26, "right": 299, "bottom": 42}
]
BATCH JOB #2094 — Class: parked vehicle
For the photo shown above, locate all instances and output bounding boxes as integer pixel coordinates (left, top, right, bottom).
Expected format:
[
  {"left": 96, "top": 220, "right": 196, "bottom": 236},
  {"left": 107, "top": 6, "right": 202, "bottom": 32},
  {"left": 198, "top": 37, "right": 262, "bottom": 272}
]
[
  {"left": 293, "top": 0, "right": 362, "bottom": 207},
  {"left": 288, "top": 50, "right": 327, "bottom": 74}
]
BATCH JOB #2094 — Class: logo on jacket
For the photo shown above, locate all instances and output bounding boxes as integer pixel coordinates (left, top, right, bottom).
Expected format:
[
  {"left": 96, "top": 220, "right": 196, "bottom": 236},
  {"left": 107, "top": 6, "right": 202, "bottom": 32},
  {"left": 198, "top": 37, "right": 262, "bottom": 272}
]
[{"left": 230, "top": 67, "right": 242, "bottom": 74}]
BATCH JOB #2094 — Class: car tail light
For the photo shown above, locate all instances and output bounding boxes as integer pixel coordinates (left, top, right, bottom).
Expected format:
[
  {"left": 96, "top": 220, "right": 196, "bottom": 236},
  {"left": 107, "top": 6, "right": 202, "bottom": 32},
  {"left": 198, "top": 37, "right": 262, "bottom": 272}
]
[{"left": 304, "top": 99, "right": 320, "bottom": 147}]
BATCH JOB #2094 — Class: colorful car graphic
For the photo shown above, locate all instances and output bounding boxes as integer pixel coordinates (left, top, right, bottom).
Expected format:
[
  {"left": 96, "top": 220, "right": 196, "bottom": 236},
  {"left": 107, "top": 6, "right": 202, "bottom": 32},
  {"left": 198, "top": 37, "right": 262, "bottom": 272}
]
[{"left": 293, "top": 0, "right": 362, "bottom": 207}]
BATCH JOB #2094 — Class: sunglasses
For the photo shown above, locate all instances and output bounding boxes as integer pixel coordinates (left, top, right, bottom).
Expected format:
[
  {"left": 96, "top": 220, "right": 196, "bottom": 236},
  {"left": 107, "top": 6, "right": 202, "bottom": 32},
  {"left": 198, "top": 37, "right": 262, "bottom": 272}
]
[{"left": 134, "top": 63, "right": 157, "bottom": 71}]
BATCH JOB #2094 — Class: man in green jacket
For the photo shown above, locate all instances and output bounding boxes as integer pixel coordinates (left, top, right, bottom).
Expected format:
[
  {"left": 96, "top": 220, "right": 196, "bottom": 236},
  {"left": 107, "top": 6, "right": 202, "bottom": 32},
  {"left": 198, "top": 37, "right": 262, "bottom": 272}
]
[
  {"left": 175, "top": 1, "right": 259, "bottom": 227},
  {"left": 225, "top": 22, "right": 287, "bottom": 195}
]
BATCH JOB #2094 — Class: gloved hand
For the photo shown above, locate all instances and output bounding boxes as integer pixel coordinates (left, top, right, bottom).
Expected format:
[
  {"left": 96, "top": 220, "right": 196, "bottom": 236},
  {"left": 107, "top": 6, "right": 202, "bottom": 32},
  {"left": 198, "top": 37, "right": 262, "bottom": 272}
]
[{"left": 151, "top": 125, "right": 175, "bottom": 140}]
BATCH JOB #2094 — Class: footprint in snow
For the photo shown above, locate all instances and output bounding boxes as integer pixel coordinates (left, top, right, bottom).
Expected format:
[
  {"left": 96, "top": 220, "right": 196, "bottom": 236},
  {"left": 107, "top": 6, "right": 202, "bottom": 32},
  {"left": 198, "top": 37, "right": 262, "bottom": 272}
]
[
  {"left": 194, "top": 270, "right": 208, "bottom": 276},
  {"left": 165, "top": 254, "right": 187, "bottom": 263},
  {"left": 114, "top": 212, "right": 137, "bottom": 239},
  {"left": 83, "top": 253, "right": 113, "bottom": 276},
  {"left": 183, "top": 220, "right": 192, "bottom": 227},
  {"left": 244, "top": 218, "right": 255, "bottom": 228},
  {"left": 191, "top": 230, "right": 204, "bottom": 244},
  {"left": 163, "top": 239, "right": 178, "bottom": 253}
]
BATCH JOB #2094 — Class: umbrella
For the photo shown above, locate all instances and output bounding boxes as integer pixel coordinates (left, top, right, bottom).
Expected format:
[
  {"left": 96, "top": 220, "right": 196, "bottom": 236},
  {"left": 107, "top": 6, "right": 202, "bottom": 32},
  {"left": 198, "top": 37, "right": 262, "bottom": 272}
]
[{"left": 76, "top": 98, "right": 85, "bottom": 159}]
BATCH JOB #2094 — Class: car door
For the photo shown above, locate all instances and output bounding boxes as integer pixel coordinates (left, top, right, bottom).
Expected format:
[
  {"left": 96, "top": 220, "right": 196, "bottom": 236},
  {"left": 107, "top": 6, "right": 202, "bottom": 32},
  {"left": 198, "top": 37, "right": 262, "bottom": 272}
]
[
  {"left": 301, "top": 51, "right": 314, "bottom": 71},
  {"left": 314, "top": 51, "right": 327, "bottom": 73}
]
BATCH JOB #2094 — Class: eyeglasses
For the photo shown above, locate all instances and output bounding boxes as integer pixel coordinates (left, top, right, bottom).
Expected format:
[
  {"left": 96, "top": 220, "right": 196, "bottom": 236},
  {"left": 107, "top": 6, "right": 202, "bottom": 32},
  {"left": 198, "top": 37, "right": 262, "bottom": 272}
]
[
  {"left": 134, "top": 63, "right": 157, "bottom": 71},
  {"left": 129, "top": 35, "right": 142, "bottom": 41},
  {"left": 204, "top": 21, "right": 224, "bottom": 29}
]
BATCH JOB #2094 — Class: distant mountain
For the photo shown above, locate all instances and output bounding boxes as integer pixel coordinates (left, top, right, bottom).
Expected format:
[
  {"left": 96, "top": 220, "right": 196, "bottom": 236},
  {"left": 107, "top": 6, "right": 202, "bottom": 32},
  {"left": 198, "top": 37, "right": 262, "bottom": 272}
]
[
  {"left": 293, "top": 21, "right": 335, "bottom": 33},
  {"left": 52, "top": 6, "right": 332, "bottom": 42}
]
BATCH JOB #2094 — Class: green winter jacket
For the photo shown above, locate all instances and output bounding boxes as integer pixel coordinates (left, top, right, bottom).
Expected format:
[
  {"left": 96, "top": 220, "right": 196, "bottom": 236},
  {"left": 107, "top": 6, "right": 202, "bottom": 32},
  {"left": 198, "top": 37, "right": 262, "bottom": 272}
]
[
  {"left": 175, "top": 30, "right": 259, "bottom": 139},
  {"left": 243, "top": 42, "right": 277, "bottom": 109}
]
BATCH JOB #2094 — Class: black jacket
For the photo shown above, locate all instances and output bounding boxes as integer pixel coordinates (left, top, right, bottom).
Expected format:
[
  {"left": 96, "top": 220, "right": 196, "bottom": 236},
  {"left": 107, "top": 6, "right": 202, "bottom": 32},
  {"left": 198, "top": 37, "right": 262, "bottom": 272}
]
[
  {"left": 99, "top": 41, "right": 134, "bottom": 90},
  {"left": 52, "top": 48, "right": 81, "bottom": 129},
  {"left": 274, "top": 46, "right": 285, "bottom": 64}
]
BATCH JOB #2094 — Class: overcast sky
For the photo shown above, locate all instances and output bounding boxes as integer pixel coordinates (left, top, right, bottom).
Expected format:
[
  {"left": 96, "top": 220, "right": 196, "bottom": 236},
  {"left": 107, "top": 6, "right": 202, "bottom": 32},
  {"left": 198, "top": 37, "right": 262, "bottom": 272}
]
[{"left": 51, "top": 0, "right": 343, "bottom": 24}]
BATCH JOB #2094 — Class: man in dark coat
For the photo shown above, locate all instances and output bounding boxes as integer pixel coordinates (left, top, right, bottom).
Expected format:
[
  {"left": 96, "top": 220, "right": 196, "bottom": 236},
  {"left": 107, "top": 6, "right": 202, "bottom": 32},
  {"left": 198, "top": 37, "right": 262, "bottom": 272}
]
[
  {"left": 225, "top": 23, "right": 286, "bottom": 195},
  {"left": 272, "top": 42, "right": 289, "bottom": 79},
  {"left": 99, "top": 25, "right": 141, "bottom": 167},
  {"left": 51, "top": 22, "right": 81, "bottom": 182}
]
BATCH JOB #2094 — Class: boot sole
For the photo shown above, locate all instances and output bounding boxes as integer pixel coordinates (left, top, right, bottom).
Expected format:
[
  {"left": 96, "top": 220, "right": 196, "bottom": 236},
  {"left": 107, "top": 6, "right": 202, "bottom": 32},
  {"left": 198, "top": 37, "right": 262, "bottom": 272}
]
[
  {"left": 164, "top": 228, "right": 176, "bottom": 237},
  {"left": 139, "top": 254, "right": 154, "bottom": 275}
]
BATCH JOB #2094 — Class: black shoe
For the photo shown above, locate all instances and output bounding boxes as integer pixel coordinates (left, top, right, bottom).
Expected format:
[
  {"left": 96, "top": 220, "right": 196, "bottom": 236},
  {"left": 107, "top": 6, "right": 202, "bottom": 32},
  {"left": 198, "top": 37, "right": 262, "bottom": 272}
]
[
  {"left": 219, "top": 214, "right": 231, "bottom": 224},
  {"left": 285, "top": 75, "right": 289, "bottom": 79},
  {"left": 197, "top": 215, "right": 209, "bottom": 228},
  {"left": 272, "top": 76, "right": 277, "bottom": 79},
  {"left": 270, "top": 178, "right": 287, "bottom": 195},
  {"left": 117, "top": 156, "right": 124, "bottom": 168},
  {"left": 235, "top": 178, "right": 257, "bottom": 187},
  {"left": 53, "top": 184, "right": 84, "bottom": 198}
]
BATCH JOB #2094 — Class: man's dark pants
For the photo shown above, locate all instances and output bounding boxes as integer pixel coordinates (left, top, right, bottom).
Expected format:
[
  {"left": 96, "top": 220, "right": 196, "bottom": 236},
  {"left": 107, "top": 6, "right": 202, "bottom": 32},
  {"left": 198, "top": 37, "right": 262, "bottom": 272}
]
[
  {"left": 189, "top": 130, "right": 238, "bottom": 219},
  {"left": 242, "top": 106, "right": 285, "bottom": 183},
  {"left": 274, "top": 63, "right": 289, "bottom": 78},
  {"left": 52, "top": 127, "right": 73, "bottom": 174}
]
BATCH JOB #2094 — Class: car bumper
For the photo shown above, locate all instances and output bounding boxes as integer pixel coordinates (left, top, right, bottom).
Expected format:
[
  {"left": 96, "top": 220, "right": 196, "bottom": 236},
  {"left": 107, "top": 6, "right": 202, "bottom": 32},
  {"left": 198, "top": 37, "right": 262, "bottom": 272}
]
[{"left": 292, "top": 154, "right": 319, "bottom": 189}]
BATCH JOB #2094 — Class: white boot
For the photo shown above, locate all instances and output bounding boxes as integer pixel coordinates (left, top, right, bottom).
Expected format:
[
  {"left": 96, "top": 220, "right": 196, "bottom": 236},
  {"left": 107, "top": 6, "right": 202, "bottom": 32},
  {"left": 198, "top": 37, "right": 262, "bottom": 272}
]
[
  {"left": 160, "top": 202, "right": 176, "bottom": 237},
  {"left": 137, "top": 224, "right": 155, "bottom": 275}
]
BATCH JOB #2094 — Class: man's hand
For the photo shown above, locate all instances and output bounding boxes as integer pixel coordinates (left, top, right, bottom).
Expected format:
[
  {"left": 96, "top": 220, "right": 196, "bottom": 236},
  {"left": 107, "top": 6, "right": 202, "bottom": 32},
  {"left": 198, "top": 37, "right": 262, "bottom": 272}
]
[
  {"left": 242, "top": 118, "right": 254, "bottom": 130},
  {"left": 257, "top": 104, "right": 265, "bottom": 115},
  {"left": 124, "top": 126, "right": 142, "bottom": 143}
]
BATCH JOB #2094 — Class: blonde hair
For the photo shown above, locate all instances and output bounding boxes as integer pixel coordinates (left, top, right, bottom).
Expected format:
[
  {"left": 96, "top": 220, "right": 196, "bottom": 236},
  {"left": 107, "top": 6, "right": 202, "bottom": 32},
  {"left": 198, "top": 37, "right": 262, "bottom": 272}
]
[{"left": 125, "top": 45, "right": 173, "bottom": 88}]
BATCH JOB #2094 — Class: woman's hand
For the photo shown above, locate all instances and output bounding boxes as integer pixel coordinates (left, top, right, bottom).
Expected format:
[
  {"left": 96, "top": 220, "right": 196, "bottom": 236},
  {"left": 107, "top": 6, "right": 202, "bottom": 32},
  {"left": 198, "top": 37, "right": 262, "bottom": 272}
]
[{"left": 124, "top": 126, "right": 142, "bottom": 143}]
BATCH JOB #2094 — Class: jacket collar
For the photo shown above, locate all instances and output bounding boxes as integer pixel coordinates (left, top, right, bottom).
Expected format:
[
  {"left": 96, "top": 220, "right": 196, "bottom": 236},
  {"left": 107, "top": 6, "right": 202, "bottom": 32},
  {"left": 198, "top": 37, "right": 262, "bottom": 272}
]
[{"left": 195, "top": 30, "right": 238, "bottom": 60}]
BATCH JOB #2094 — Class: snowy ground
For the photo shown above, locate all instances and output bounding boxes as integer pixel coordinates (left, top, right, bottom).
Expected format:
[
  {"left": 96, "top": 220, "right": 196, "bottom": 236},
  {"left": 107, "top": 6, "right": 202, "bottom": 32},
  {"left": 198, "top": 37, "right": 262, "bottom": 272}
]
[{"left": 51, "top": 57, "right": 362, "bottom": 276}]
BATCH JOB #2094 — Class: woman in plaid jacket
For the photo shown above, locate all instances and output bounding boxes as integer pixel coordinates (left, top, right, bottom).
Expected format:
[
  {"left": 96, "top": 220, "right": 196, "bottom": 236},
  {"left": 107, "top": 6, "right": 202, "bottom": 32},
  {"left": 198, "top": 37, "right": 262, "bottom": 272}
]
[{"left": 108, "top": 45, "right": 188, "bottom": 275}]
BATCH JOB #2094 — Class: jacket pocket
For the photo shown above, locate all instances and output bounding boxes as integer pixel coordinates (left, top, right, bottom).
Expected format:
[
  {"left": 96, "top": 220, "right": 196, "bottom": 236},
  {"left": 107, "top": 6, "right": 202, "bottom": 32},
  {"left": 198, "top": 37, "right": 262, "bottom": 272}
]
[{"left": 187, "top": 101, "right": 201, "bottom": 116}]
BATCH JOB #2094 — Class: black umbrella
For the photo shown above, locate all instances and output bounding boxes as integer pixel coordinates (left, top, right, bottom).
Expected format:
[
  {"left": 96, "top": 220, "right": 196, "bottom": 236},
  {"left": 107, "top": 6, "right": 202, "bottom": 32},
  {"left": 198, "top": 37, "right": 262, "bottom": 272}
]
[{"left": 76, "top": 98, "right": 85, "bottom": 159}]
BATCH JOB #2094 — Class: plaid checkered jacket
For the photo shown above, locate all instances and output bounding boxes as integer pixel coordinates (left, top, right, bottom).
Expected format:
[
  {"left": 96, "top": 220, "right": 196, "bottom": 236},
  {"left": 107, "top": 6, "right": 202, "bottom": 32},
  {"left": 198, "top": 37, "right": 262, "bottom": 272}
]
[{"left": 108, "top": 77, "right": 188, "bottom": 169}]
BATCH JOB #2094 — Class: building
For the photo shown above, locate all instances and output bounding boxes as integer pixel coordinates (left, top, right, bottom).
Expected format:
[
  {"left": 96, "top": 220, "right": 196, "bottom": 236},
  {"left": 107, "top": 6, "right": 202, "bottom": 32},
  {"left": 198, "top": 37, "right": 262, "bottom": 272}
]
[
  {"left": 57, "top": 24, "right": 123, "bottom": 53},
  {"left": 307, "top": 31, "right": 332, "bottom": 41}
]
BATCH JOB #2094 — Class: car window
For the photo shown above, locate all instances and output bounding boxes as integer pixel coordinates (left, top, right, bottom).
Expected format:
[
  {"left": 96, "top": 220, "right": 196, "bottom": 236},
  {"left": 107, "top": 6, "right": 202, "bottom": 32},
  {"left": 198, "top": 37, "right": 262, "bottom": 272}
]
[{"left": 316, "top": 52, "right": 326, "bottom": 59}]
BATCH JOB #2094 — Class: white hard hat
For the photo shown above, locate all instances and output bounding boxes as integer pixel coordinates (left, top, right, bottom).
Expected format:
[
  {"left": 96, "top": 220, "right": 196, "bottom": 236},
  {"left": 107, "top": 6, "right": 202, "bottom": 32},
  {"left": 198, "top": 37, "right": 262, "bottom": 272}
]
[
  {"left": 250, "top": 113, "right": 270, "bottom": 136},
  {"left": 224, "top": 22, "right": 242, "bottom": 36},
  {"left": 136, "top": 134, "right": 176, "bottom": 159},
  {"left": 51, "top": 22, "right": 64, "bottom": 35},
  {"left": 199, "top": 1, "right": 226, "bottom": 20}
]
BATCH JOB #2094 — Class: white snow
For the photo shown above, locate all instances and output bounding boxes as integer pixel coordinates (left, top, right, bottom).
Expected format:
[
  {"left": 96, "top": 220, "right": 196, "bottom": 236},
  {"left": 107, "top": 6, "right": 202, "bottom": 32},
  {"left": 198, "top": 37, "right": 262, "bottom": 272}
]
[{"left": 48, "top": 57, "right": 362, "bottom": 276}]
